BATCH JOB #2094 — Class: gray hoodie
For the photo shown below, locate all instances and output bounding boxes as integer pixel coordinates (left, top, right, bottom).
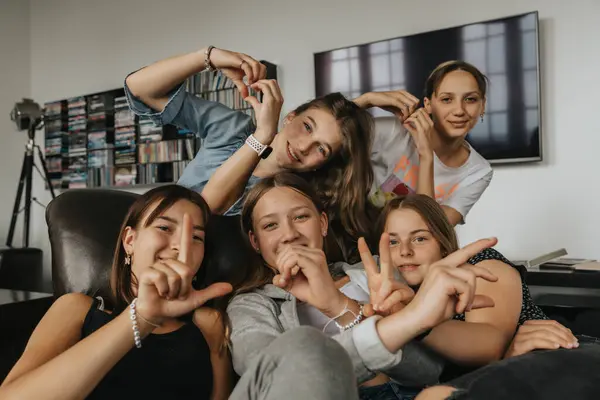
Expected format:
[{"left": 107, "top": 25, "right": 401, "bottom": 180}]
[{"left": 227, "top": 263, "right": 445, "bottom": 387}]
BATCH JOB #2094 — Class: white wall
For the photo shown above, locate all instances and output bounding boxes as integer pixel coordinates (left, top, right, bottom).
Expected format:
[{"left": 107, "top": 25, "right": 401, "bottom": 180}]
[
  {"left": 0, "top": 0, "right": 30, "bottom": 253},
  {"left": 24, "top": 0, "right": 600, "bottom": 276}
]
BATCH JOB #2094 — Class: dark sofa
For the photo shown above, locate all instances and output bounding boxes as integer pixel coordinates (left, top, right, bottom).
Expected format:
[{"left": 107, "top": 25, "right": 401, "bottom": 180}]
[{"left": 2, "top": 188, "right": 600, "bottom": 399}]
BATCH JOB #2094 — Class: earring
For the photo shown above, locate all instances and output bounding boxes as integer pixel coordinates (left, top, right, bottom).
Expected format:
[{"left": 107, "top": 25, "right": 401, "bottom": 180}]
[
  {"left": 255, "top": 247, "right": 261, "bottom": 254},
  {"left": 480, "top": 113, "right": 485, "bottom": 122},
  {"left": 124, "top": 253, "right": 131, "bottom": 265}
]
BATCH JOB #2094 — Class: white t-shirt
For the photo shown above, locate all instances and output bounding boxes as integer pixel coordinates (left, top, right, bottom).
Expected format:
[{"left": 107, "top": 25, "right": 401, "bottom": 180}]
[{"left": 369, "top": 118, "right": 493, "bottom": 222}]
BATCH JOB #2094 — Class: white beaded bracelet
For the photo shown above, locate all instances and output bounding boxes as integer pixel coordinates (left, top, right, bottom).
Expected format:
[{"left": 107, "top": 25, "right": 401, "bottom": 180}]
[
  {"left": 335, "top": 303, "right": 365, "bottom": 332},
  {"left": 130, "top": 298, "right": 142, "bottom": 348}
]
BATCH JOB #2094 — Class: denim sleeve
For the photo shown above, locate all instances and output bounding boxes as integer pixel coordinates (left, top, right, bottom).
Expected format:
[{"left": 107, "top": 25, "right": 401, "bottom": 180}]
[{"left": 123, "top": 71, "right": 254, "bottom": 149}]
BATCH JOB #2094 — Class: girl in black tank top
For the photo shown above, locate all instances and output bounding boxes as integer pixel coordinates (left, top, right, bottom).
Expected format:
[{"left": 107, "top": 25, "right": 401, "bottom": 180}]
[{"left": 0, "top": 185, "right": 233, "bottom": 399}]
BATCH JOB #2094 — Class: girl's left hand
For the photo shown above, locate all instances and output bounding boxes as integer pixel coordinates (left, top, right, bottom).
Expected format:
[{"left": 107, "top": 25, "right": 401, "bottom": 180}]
[
  {"left": 273, "top": 245, "right": 345, "bottom": 316},
  {"left": 359, "top": 234, "right": 415, "bottom": 317}
]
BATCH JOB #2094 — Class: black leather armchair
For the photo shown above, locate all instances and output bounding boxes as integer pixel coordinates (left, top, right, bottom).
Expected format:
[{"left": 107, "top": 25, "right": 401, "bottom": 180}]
[{"left": 45, "top": 188, "right": 250, "bottom": 305}]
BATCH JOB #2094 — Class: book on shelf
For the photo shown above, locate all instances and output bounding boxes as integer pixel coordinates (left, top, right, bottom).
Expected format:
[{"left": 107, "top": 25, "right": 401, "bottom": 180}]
[
  {"left": 42, "top": 59, "right": 276, "bottom": 189},
  {"left": 513, "top": 248, "right": 597, "bottom": 271}
]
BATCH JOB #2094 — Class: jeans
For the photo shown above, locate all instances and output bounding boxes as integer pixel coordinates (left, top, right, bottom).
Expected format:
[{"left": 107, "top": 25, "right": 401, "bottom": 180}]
[{"left": 359, "top": 382, "right": 422, "bottom": 400}]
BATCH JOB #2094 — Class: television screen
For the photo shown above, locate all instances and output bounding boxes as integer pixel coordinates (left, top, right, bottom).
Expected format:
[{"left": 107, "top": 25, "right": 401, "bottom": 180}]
[{"left": 314, "top": 11, "right": 542, "bottom": 164}]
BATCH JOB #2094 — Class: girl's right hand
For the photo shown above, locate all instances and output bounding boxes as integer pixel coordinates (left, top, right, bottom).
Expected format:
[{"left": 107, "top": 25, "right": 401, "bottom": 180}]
[
  {"left": 245, "top": 80, "right": 284, "bottom": 144},
  {"left": 359, "top": 234, "right": 415, "bottom": 317},
  {"left": 206, "top": 47, "right": 267, "bottom": 98},
  {"left": 135, "top": 214, "right": 232, "bottom": 327},
  {"left": 403, "top": 108, "right": 434, "bottom": 157}
]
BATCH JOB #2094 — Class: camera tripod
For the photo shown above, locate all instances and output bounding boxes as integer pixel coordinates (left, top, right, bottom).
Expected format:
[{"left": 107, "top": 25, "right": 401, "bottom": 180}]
[{"left": 6, "top": 119, "right": 56, "bottom": 248}]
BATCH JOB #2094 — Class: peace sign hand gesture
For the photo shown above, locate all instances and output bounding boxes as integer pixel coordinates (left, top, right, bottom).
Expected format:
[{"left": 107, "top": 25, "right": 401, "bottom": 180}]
[
  {"left": 359, "top": 234, "right": 415, "bottom": 318},
  {"left": 135, "top": 213, "right": 232, "bottom": 327}
]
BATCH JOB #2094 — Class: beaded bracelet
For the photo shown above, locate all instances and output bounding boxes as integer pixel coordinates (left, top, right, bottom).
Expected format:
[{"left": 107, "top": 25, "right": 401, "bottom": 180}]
[
  {"left": 129, "top": 298, "right": 160, "bottom": 348},
  {"left": 335, "top": 303, "right": 365, "bottom": 332},
  {"left": 129, "top": 298, "right": 142, "bottom": 348}
]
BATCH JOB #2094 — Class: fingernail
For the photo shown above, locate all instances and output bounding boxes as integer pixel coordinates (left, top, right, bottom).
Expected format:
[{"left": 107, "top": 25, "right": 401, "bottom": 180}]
[
  {"left": 279, "top": 278, "right": 286, "bottom": 285},
  {"left": 573, "top": 342, "right": 580, "bottom": 348},
  {"left": 373, "top": 304, "right": 379, "bottom": 311}
]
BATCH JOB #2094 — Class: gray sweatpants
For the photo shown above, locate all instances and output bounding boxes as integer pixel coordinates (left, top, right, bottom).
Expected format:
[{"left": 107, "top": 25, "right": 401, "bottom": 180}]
[{"left": 230, "top": 326, "right": 359, "bottom": 400}]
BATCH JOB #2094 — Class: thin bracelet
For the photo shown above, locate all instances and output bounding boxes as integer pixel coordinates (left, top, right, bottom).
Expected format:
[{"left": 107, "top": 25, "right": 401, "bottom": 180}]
[
  {"left": 137, "top": 310, "right": 161, "bottom": 328},
  {"left": 322, "top": 298, "right": 351, "bottom": 333},
  {"left": 204, "top": 45, "right": 216, "bottom": 72}
]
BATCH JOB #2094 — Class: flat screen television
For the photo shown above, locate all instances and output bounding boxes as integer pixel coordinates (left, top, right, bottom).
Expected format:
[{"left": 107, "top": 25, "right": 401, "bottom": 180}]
[{"left": 314, "top": 11, "right": 542, "bottom": 164}]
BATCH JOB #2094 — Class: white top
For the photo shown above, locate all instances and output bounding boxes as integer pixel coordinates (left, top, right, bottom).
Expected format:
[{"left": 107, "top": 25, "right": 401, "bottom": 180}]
[{"left": 369, "top": 118, "right": 493, "bottom": 222}]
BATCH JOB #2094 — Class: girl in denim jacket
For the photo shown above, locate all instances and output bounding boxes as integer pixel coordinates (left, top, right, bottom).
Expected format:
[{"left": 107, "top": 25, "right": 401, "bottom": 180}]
[{"left": 125, "top": 46, "right": 377, "bottom": 263}]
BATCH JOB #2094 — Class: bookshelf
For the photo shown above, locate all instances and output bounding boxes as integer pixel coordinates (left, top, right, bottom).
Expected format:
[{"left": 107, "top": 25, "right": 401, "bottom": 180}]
[{"left": 43, "top": 60, "right": 277, "bottom": 190}]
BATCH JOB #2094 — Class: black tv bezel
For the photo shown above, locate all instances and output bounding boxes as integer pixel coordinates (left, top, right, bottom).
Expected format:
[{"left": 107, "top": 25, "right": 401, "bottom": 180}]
[{"left": 313, "top": 11, "right": 543, "bottom": 165}]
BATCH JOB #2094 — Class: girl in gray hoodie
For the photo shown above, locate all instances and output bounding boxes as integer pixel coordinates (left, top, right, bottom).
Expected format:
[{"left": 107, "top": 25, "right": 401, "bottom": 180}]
[{"left": 226, "top": 172, "right": 499, "bottom": 399}]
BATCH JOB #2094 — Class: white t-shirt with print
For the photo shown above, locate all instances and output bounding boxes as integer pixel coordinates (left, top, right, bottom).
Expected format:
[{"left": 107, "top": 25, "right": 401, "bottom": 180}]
[{"left": 369, "top": 118, "right": 493, "bottom": 222}]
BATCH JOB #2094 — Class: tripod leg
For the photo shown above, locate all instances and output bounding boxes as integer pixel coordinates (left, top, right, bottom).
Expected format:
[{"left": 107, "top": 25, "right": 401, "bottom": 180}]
[
  {"left": 6, "top": 152, "right": 28, "bottom": 247},
  {"left": 23, "top": 152, "right": 33, "bottom": 248},
  {"left": 35, "top": 145, "right": 56, "bottom": 199}
]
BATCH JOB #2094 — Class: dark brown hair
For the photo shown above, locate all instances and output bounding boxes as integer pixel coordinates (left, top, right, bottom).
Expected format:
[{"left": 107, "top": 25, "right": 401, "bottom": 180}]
[
  {"left": 110, "top": 184, "right": 211, "bottom": 313},
  {"left": 294, "top": 92, "right": 375, "bottom": 263},
  {"left": 424, "top": 60, "right": 489, "bottom": 100},
  {"left": 236, "top": 172, "right": 325, "bottom": 295},
  {"left": 377, "top": 194, "right": 459, "bottom": 257}
]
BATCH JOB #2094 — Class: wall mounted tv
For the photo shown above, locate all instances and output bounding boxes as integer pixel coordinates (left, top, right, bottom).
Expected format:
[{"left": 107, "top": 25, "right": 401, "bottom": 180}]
[{"left": 314, "top": 11, "right": 542, "bottom": 164}]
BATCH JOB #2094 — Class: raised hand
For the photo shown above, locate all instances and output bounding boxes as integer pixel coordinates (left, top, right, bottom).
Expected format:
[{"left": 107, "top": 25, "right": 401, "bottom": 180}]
[
  {"left": 504, "top": 320, "right": 579, "bottom": 358},
  {"left": 273, "top": 245, "right": 345, "bottom": 316},
  {"left": 355, "top": 90, "right": 420, "bottom": 122},
  {"left": 244, "top": 79, "right": 284, "bottom": 144},
  {"left": 208, "top": 48, "right": 267, "bottom": 98},
  {"left": 403, "top": 238, "right": 499, "bottom": 330},
  {"left": 359, "top": 234, "right": 414, "bottom": 318},
  {"left": 403, "top": 108, "right": 434, "bottom": 157},
  {"left": 136, "top": 213, "right": 232, "bottom": 326}
]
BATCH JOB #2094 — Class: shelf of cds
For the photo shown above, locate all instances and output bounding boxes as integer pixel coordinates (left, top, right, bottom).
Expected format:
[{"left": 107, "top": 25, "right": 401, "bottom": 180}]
[{"left": 42, "top": 60, "right": 277, "bottom": 190}]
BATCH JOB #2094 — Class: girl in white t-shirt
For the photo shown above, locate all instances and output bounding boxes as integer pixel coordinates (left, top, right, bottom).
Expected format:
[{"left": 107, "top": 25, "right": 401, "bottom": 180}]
[{"left": 354, "top": 61, "right": 493, "bottom": 225}]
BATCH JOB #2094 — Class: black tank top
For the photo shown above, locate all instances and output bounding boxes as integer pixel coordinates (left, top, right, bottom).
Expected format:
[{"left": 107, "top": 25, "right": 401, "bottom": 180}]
[
  {"left": 81, "top": 298, "right": 213, "bottom": 399},
  {"left": 453, "top": 248, "right": 549, "bottom": 324}
]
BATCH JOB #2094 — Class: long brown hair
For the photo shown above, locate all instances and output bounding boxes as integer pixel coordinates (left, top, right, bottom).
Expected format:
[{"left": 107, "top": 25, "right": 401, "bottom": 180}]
[
  {"left": 294, "top": 92, "right": 375, "bottom": 263},
  {"left": 236, "top": 172, "right": 325, "bottom": 295},
  {"left": 377, "top": 194, "right": 459, "bottom": 257},
  {"left": 110, "top": 184, "right": 211, "bottom": 313}
]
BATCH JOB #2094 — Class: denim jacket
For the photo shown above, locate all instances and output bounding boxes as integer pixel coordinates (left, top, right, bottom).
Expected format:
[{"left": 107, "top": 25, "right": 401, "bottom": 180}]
[{"left": 124, "top": 75, "right": 260, "bottom": 215}]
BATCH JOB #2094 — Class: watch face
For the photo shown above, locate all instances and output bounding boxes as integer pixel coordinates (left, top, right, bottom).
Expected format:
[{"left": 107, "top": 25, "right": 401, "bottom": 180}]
[{"left": 260, "top": 146, "right": 273, "bottom": 159}]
